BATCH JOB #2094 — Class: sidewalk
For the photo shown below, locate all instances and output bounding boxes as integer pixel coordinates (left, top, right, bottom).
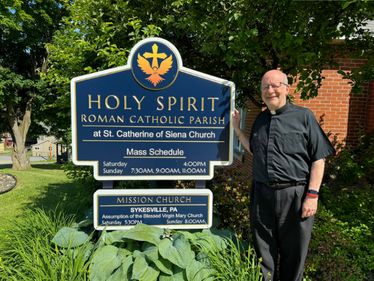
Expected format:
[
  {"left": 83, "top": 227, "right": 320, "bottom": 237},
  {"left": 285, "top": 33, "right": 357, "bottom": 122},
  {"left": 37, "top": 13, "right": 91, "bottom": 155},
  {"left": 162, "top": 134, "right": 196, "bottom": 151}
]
[{"left": 0, "top": 155, "right": 50, "bottom": 165}]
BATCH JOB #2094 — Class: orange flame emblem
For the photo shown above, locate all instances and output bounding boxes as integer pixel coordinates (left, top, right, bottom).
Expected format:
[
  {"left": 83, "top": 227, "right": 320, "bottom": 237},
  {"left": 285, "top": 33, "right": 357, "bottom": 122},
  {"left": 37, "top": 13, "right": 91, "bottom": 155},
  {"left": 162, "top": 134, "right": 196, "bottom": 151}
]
[{"left": 137, "top": 43, "right": 173, "bottom": 87}]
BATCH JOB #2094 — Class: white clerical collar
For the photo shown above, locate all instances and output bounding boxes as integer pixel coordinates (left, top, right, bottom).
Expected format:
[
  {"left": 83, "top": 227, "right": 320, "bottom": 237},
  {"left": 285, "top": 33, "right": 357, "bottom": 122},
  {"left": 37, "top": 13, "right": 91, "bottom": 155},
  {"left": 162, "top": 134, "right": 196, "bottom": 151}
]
[{"left": 268, "top": 102, "right": 290, "bottom": 115}]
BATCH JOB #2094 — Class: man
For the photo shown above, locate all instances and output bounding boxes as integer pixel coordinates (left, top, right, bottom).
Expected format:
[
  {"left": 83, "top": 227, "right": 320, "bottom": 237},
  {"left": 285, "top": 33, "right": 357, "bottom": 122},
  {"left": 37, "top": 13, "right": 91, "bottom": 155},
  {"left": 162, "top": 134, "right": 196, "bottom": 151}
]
[{"left": 232, "top": 69, "right": 335, "bottom": 281}]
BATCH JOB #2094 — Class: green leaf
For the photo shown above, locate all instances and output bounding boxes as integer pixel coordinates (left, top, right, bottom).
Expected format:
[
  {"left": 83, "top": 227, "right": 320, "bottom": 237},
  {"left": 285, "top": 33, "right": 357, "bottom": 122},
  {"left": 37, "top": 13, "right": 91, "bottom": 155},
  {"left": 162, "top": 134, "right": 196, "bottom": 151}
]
[
  {"left": 104, "top": 230, "right": 131, "bottom": 244},
  {"left": 178, "top": 231, "right": 196, "bottom": 241},
  {"left": 195, "top": 251, "right": 210, "bottom": 265},
  {"left": 186, "top": 260, "right": 214, "bottom": 281},
  {"left": 194, "top": 230, "right": 227, "bottom": 252},
  {"left": 51, "top": 227, "right": 89, "bottom": 248},
  {"left": 159, "top": 266, "right": 186, "bottom": 281},
  {"left": 89, "top": 245, "right": 122, "bottom": 281},
  {"left": 132, "top": 255, "right": 147, "bottom": 278},
  {"left": 133, "top": 249, "right": 144, "bottom": 258},
  {"left": 74, "top": 242, "right": 94, "bottom": 262},
  {"left": 159, "top": 234, "right": 195, "bottom": 268},
  {"left": 153, "top": 258, "right": 174, "bottom": 275},
  {"left": 132, "top": 255, "right": 160, "bottom": 281},
  {"left": 117, "top": 247, "right": 133, "bottom": 263},
  {"left": 337, "top": 69, "right": 347, "bottom": 77},
  {"left": 120, "top": 224, "right": 164, "bottom": 245},
  {"left": 140, "top": 244, "right": 173, "bottom": 275},
  {"left": 142, "top": 244, "right": 159, "bottom": 261},
  {"left": 342, "top": 0, "right": 354, "bottom": 9},
  {"left": 77, "top": 218, "right": 93, "bottom": 228},
  {"left": 107, "top": 255, "right": 133, "bottom": 281}
]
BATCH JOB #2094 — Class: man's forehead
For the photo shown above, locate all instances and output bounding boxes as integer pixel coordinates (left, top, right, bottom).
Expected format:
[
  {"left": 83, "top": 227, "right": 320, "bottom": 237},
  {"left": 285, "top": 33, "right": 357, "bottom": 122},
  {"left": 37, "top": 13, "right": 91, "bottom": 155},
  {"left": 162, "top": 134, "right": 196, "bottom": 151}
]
[{"left": 262, "top": 71, "right": 283, "bottom": 82}]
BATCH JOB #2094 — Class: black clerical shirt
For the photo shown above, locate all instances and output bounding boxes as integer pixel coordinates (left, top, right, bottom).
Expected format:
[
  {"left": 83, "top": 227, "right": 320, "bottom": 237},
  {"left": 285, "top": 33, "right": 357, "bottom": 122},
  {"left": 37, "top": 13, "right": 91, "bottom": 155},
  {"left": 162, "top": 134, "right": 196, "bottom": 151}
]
[{"left": 250, "top": 102, "right": 335, "bottom": 184}]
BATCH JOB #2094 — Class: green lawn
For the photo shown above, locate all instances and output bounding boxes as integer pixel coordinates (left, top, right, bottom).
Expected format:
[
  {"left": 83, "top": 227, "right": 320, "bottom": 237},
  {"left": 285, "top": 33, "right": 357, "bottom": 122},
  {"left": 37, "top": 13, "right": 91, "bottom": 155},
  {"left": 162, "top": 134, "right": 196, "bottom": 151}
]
[
  {"left": 0, "top": 164, "right": 93, "bottom": 233},
  {"left": 0, "top": 148, "right": 12, "bottom": 156}
]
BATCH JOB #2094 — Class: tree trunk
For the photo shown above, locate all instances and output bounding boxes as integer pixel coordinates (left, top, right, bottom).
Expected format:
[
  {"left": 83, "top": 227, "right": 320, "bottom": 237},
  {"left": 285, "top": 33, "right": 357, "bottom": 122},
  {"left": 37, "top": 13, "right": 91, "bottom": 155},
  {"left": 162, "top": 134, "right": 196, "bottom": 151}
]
[
  {"left": 7, "top": 101, "right": 32, "bottom": 170},
  {"left": 11, "top": 144, "right": 31, "bottom": 170}
]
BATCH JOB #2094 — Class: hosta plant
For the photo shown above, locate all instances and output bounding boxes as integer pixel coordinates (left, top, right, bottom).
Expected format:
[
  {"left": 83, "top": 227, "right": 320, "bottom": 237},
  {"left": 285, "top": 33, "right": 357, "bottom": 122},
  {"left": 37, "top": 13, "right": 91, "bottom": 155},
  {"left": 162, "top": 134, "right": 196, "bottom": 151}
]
[{"left": 52, "top": 224, "right": 227, "bottom": 281}]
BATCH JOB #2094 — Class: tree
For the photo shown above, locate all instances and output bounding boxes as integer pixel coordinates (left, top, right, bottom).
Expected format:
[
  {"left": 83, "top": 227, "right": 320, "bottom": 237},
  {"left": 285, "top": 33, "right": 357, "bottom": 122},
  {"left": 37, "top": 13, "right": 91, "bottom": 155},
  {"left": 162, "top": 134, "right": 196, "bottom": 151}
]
[
  {"left": 45, "top": 0, "right": 374, "bottom": 133},
  {"left": 0, "top": 0, "right": 67, "bottom": 169},
  {"left": 43, "top": 0, "right": 163, "bottom": 137},
  {"left": 153, "top": 0, "right": 374, "bottom": 104}
]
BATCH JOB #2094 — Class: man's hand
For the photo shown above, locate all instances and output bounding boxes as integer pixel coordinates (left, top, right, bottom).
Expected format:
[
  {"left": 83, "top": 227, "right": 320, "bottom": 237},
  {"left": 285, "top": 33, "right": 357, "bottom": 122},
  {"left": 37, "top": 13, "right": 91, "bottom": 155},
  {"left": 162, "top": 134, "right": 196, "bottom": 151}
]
[
  {"left": 232, "top": 109, "right": 241, "bottom": 131},
  {"left": 301, "top": 197, "right": 318, "bottom": 218},
  {"left": 231, "top": 109, "right": 250, "bottom": 153}
]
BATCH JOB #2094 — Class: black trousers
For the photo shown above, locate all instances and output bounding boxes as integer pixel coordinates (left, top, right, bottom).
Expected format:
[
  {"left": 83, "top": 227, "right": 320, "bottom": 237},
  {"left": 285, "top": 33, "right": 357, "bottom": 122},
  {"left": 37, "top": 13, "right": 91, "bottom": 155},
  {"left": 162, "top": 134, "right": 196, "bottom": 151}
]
[{"left": 250, "top": 181, "right": 314, "bottom": 281}]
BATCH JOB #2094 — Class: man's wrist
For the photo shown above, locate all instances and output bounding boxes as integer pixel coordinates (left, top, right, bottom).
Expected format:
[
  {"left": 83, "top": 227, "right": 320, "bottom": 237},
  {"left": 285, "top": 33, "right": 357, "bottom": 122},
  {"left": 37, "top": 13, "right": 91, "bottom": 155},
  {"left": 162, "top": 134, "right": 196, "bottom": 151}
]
[
  {"left": 306, "top": 189, "right": 319, "bottom": 199},
  {"left": 234, "top": 129, "right": 243, "bottom": 137}
]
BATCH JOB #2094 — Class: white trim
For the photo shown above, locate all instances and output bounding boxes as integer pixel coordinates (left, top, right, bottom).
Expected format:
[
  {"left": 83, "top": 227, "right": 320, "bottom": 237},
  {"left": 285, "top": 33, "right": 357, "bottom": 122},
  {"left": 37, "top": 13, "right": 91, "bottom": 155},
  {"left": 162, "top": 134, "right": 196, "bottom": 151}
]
[{"left": 128, "top": 37, "right": 184, "bottom": 69}]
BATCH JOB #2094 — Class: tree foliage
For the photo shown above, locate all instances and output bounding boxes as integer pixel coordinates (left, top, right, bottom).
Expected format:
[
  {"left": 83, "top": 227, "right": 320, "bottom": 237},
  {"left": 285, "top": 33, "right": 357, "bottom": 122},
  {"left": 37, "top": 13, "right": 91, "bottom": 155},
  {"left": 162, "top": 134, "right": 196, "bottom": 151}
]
[
  {"left": 152, "top": 0, "right": 374, "bottom": 103},
  {"left": 45, "top": 0, "right": 374, "bottom": 134},
  {"left": 43, "top": 0, "right": 162, "bottom": 136},
  {"left": 0, "top": 0, "right": 67, "bottom": 169}
]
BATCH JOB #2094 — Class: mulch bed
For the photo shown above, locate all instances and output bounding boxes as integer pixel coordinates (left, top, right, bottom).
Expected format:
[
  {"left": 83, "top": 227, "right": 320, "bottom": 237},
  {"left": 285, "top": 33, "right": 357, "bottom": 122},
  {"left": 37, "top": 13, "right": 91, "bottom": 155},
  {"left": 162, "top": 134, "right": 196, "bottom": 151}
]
[{"left": 0, "top": 173, "right": 17, "bottom": 194}]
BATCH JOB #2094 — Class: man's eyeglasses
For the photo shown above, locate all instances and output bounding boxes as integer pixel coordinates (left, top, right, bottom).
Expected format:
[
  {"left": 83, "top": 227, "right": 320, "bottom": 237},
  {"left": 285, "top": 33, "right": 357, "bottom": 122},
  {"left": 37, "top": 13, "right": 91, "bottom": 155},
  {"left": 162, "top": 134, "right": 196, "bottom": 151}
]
[{"left": 261, "top": 82, "right": 288, "bottom": 91}]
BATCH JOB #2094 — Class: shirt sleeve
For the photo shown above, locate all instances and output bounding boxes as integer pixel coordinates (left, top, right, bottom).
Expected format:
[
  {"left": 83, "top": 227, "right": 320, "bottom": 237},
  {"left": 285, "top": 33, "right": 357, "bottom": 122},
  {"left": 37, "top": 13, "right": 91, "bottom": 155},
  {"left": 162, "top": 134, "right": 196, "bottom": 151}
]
[
  {"left": 249, "top": 114, "right": 259, "bottom": 154},
  {"left": 306, "top": 109, "right": 336, "bottom": 161}
]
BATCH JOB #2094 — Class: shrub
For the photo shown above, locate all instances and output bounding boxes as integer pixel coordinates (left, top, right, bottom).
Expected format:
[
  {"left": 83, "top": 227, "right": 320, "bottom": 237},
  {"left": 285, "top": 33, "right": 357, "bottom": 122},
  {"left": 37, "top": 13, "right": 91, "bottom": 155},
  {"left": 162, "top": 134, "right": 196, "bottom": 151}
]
[
  {"left": 325, "top": 147, "right": 364, "bottom": 186},
  {"left": 62, "top": 161, "right": 100, "bottom": 190},
  {"left": 115, "top": 180, "right": 150, "bottom": 189},
  {"left": 314, "top": 131, "right": 374, "bottom": 280},
  {"left": 321, "top": 184, "right": 374, "bottom": 231},
  {"left": 354, "top": 130, "right": 374, "bottom": 183},
  {"left": 208, "top": 168, "right": 252, "bottom": 240},
  {"left": 305, "top": 206, "right": 373, "bottom": 281},
  {"left": 325, "top": 130, "right": 374, "bottom": 187}
]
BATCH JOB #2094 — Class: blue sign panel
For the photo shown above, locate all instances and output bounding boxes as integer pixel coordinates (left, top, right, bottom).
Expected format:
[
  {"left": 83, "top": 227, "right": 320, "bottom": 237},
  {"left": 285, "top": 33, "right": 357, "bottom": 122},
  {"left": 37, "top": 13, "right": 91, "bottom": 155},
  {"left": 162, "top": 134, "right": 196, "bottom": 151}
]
[
  {"left": 71, "top": 37, "right": 235, "bottom": 180},
  {"left": 94, "top": 189, "right": 213, "bottom": 230}
]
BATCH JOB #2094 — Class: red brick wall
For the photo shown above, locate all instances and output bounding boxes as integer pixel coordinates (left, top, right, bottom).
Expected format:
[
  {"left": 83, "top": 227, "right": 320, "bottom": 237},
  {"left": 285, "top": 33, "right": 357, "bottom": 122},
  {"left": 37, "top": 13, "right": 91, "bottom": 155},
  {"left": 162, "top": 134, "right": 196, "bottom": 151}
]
[
  {"left": 232, "top": 58, "right": 374, "bottom": 177},
  {"left": 293, "top": 70, "right": 351, "bottom": 146},
  {"left": 367, "top": 81, "right": 374, "bottom": 132},
  {"left": 294, "top": 58, "right": 371, "bottom": 146}
]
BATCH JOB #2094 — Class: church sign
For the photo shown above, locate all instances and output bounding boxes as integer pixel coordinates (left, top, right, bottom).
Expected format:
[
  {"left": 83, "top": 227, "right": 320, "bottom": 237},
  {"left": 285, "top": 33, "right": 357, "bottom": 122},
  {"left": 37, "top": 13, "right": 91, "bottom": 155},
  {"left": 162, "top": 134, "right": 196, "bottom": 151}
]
[
  {"left": 94, "top": 189, "right": 213, "bottom": 230},
  {"left": 71, "top": 37, "right": 235, "bottom": 180}
]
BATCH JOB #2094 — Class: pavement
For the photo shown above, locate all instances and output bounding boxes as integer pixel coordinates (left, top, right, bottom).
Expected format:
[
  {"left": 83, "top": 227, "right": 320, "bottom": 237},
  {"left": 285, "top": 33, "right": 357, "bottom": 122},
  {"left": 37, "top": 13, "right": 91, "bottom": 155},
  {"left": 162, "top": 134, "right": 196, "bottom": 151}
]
[{"left": 0, "top": 155, "right": 49, "bottom": 165}]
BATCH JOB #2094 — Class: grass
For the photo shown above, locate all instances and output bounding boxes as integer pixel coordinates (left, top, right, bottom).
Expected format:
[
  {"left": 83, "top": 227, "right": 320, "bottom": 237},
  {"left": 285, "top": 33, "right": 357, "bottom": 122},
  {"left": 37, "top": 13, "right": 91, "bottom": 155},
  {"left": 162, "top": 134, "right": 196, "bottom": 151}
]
[
  {"left": 0, "top": 164, "right": 94, "bottom": 238},
  {"left": 0, "top": 148, "right": 13, "bottom": 156},
  {"left": 204, "top": 238, "right": 263, "bottom": 281},
  {"left": 0, "top": 208, "right": 91, "bottom": 281},
  {"left": 0, "top": 163, "right": 95, "bottom": 280}
]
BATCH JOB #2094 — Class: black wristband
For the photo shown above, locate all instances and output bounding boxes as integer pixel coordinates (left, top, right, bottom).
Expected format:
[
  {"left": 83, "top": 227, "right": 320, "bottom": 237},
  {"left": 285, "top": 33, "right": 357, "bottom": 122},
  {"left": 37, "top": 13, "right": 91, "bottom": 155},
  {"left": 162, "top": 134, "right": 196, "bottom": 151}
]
[{"left": 307, "top": 189, "right": 319, "bottom": 195}]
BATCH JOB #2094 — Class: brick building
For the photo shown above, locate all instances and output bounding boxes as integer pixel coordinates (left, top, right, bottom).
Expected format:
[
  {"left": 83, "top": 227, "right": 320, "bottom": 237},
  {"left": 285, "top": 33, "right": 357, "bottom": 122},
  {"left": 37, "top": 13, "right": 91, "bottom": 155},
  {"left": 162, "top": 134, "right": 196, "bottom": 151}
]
[{"left": 232, "top": 57, "right": 374, "bottom": 176}]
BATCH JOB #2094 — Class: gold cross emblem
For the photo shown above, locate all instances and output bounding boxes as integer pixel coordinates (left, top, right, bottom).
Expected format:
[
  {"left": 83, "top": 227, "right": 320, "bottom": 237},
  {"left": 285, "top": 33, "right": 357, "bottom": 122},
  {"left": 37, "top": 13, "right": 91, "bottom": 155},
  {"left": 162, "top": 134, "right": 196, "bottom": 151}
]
[
  {"left": 143, "top": 44, "right": 167, "bottom": 69},
  {"left": 137, "top": 43, "right": 173, "bottom": 87}
]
